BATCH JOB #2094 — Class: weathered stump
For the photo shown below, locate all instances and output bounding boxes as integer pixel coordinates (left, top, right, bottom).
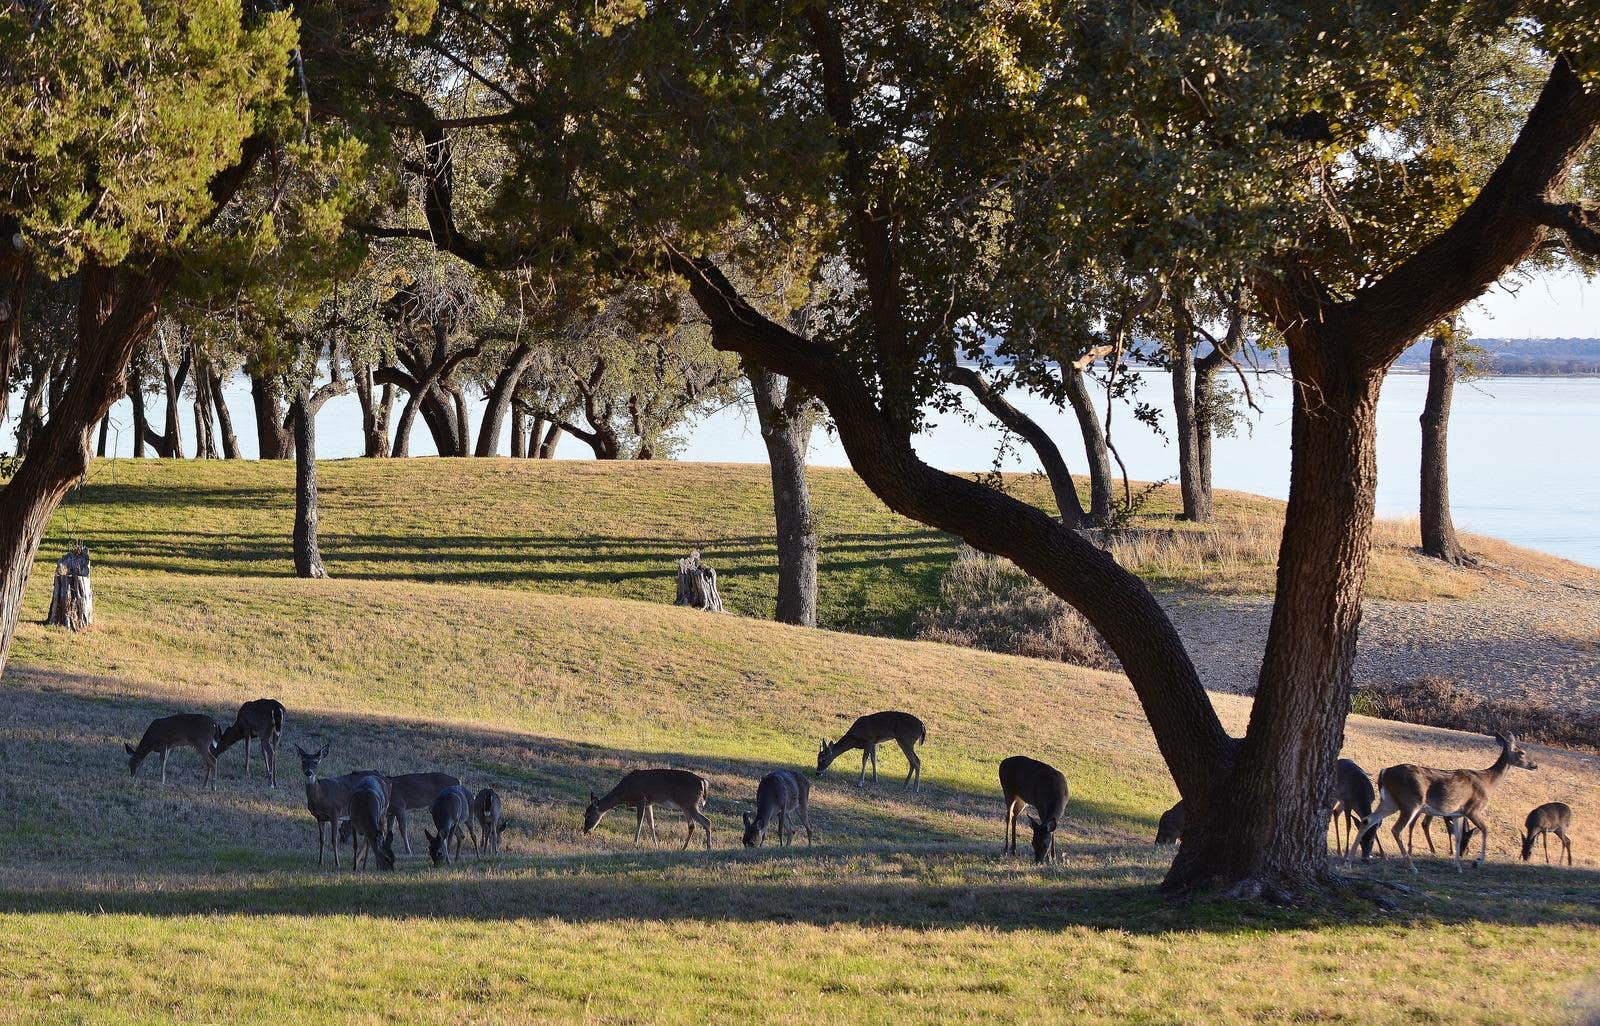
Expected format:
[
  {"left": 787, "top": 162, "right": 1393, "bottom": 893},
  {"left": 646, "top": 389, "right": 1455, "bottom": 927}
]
[
  {"left": 674, "top": 551, "right": 724, "bottom": 612},
  {"left": 46, "top": 546, "right": 93, "bottom": 631}
]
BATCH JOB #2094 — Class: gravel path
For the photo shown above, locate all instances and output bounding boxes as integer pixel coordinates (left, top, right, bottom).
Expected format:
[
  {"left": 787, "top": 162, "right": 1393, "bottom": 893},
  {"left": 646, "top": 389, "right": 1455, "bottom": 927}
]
[{"left": 1160, "top": 567, "right": 1600, "bottom": 712}]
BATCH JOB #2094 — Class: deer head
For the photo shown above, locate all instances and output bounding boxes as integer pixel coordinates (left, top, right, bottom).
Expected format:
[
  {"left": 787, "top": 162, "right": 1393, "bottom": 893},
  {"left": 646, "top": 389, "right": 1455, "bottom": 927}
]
[
  {"left": 295, "top": 743, "right": 330, "bottom": 780},
  {"left": 124, "top": 742, "right": 142, "bottom": 776},
  {"left": 1026, "top": 815, "right": 1057, "bottom": 864},
  {"left": 815, "top": 738, "right": 837, "bottom": 776},
  {"left": 582, "top": 791, "right": 603, "bottom": 833},
  {"left": 742, "top": 811, "right": 765, "bottom": 848},
  {"left": 374, "top": 828, "right": 396, "bottom": 871},
  {"left": 425, "top": 828, "right": 448, "bottom": 865},
  {"left": 1496, "top": 733, "right": 1538, "bottom": 771}
]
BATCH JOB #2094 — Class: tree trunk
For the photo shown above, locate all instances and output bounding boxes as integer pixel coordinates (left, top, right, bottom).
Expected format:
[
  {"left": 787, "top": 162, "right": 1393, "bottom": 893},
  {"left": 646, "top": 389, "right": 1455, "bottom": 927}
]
[
  {"left": 290, "top": 387, "right": 328, "bottom": 579},
  {"left": 192, "top": 353, "right": 218, "bottom": 459},
  {"left": 1163, "top": 345, "right": 1383, "bottom": 896},
  {"left": 476, "top": 343, "right": 536, "bottom": 456},
  {"left": 45, "top": 546, "right": 93, "bottom": 630},
  {"left": 1062, "top": 363, "right": 1113, "bottom": 526},
  {"left": 96, "top": 416, "right": 110, "bottom": 458},
  {"left": 1170, "top": 331, "right": 1210, "bottom": 522},
  {"left": 537, "top": 421, "right": 562, "bottom": 458},
  {"left": 16, "top": 363, "right": 49, "bottom": 455},
  {"left": 942, "top": 364, "right": 1086, "bottom": 527},
  {"left": 1420, "top": 326, "right": 1466, "bottom": 564},
  {"left": 417, "top": 383, "right": 462, "bottom": 455},
  {"left": 209, "top": 371, "right": 240, "bottom": 459},
  {"left": 749, "top": 367, "right": 819, "bottom": 627},
  {"left": 146, "top": 346, "right": 190, "bottom": 458},
  {"left": 675, "top": 551, "right": 725, "bottom": 612},
  {"left": 0, "top": 263, "right": 165, "bottom": 672},
  {"left": 250, "top": 372, "right": 294, "bottom": 460},
  {"left": 1193, "top": 365, "right": 1218, "bottom": 515},
  {"left": 509, "top": 405, "right": 527, "bottom": 457},
  {"left": 451, "top": 385, "right": 471, "bottom": 455},
  {"left": 128, "top": 373, "right": 149, "bottom": 457}
]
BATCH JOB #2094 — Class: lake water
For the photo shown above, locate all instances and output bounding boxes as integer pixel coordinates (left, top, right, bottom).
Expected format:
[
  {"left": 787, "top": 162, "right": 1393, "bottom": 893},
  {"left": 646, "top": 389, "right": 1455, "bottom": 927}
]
[{"left": 80, "top": 370, "right": 1600, "bottom": 568}]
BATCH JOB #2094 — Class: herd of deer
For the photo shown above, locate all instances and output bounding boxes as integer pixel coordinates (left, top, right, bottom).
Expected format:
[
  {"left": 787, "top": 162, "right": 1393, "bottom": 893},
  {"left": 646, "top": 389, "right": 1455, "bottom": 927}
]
[{"left": 122, "top": 700, "right": 1576, "bottom": 872}]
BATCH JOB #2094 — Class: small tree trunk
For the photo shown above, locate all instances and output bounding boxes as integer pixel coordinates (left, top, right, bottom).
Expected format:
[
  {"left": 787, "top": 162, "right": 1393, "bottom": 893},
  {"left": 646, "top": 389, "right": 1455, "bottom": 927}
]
[
  {"left": 1062, "top": 363, "right": 1113, "bottom": 526},
  {"left": 538, "top": 421, "right": 563, "bottom": 459},
  {"left": 1194, "top": 365, "right": 1218, "bottom": 514},
  {"left": 509, "top": 405, "right": 527, "bottom": 458},
  {"left": 749, "top": 367, "right": 818, "bottom": 627},
  {"left": 250, "top": 372, "right": 294, "bottom": 460},
  {"left": 1420, "top": 326, "right": 1467, "bottom": 564},
  {"left": 45, "top": 546, "right": 93, "bottom": 630},
  {"left": 675, "top": 551, "right": 725, "bottom": 612},
  {"left": 290, "top": 388, "right": 328, "bottom": 579},
  {"left": 192, "top": 354, "right": 218, "bottom": 459},
  {"left": 128, "top": 377, "right": 149, "bottom": 457},
  {"left": 96, "top": 416, "right": 110, "bottom": 458},
  {"left": 476, "top": 343, "right": 536, "bottom": 456},
  {"left": 1171, "top": 331, "right": 1210, "bottom": 522},
  {"left": 526, "top": 415, "right": 544, "bottom": 458},
  {"left": 209, "top": 371, "right": 240, "bottom": 459},
  {"left": 451, "top": 385, "right": 471, "bottom": 456},
  {"left": 16, "top": 364, "right": 49, "bottom": 455}
]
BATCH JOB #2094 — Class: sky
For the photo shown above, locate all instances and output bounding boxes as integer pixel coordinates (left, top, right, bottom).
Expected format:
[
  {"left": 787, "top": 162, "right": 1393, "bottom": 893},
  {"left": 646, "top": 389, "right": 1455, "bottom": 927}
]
[{"left": 1473, "top": 268, "right": 1598, "bottom": 337}]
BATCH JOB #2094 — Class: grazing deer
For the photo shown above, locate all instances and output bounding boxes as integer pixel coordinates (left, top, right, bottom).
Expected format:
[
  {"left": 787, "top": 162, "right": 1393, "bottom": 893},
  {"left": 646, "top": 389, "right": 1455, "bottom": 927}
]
[
  {"left": 1521, "top": 802, "right": 1574, "bottom": 866},
  {"left": 348, "top": 774, "right": 395, "bottom": 871},
  {"left": 816, "top": 711, "right": 925, "bottom": 789},
  {"left": 1154, "top": 801, "right": 1184, "bottom": 845},
  {"left": 999, "top": 756, "right": 1069, "bottom": 863},
  {"left": 472, "top": 788, "right": 504, "bottom": 854},
  {"left": 125, "top": 714, "right": 221, "bottom": 788},
  {"left": 296, "top": 744, "right": 384, "bottom": 868},
  {"left": 215, "top": 698, "right": 284, "bottom": 787},
  {"left": 583, "top": 769, "right": 711, "bottom": 850},
  {"left": 425, "top": 785, "right": 477, "bottom": 865},
  {"left": 1331, "top": 758, "right": 1387, "bottom": 861},
  {"left": 742, "top": 770, "right": 812, "bottom": 848},
  {"left": 1350, "top": 733, "right": 1538, "bottom": 873},
  {"left": 344, "top": 772, "right": 458, "bottom": 854}
]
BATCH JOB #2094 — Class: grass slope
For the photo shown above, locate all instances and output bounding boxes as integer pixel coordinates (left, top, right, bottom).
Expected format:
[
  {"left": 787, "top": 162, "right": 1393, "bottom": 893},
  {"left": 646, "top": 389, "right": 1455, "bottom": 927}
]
[{"left": 3, "top": 459, "right": 1598, "bottom": 1024}]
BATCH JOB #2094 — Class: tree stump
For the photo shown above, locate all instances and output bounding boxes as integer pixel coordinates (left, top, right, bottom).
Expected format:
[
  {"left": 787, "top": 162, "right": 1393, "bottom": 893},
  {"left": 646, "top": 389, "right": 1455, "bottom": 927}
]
[
  {"left": 46, "top": 546, "right": 93, "bottom": 631},
  {"left": 675, "top": 551, "right": 724, "bottom": 612}
]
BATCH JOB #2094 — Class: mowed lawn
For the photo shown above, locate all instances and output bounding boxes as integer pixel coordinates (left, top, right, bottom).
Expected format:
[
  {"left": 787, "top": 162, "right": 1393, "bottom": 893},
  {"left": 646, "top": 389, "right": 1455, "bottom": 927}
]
[
  {"left": 3, "top": 459, "right": 1599, "bottom": 1023},
  {"left": 36, "top": 458, "right": 1526, "bottom": 635}
]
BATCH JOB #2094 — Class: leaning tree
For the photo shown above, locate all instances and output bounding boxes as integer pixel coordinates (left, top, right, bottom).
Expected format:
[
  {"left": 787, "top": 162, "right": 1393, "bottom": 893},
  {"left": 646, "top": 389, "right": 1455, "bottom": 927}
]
[{"left": 339, "top": 0, "right": 1600, "bottom": 896}]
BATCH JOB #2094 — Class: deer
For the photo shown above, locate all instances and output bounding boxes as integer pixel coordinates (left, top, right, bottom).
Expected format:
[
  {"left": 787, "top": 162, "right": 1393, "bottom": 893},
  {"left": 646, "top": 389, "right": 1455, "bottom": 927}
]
[
  {"left": 1350, "top": 732, "right": 1538, "bottom": 873},
  {"left": 1521, "top": 802, "right": 1574, "bottom": 866},
  {"left": 214, "top": 698, "right": 284, "bottom": 787},
  {"left": 425, "top": 785, "right": 477, "bottom": 865},
  {"left": 472, "top": 788, "right": 504, "bottom": 854},
  {"left": 999, "top": 755, "right": 1069, "bottom": 864},
  {"left": 816, "top": 710, "right": 925, "bottom": 790},
  {"left": 348, "top": 774, "right": 395, "bottom": 871},
  {"left": 125, "top": 713, "right": 221, "bottom": 788},
  {"left": 1331, "top": 758, "right": 1387, "bottom": 862},
  {"left": 340, "top": 771, "right": 462, "bottom": 854},
  {"left": 1154, "top": 801, "right": 1184, "bottom": 845},
  {"left": 296, "top": 744, "right": 384, "bottom": 868},
  {"left": 742, "top": 770, "right": 812, "bottom": 848},
  {"left": 583, "top": 769, "right": 712, "bottom": 850}
]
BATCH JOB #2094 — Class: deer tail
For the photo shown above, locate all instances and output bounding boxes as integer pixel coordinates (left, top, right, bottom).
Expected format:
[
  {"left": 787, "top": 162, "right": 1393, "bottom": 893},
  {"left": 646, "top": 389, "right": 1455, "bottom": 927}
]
[
  {"left": 918, "top": 724, "right": 927, "bottom": 747},
  {"left": 272, "top": 705, "right": 284, "bottom": 735}
]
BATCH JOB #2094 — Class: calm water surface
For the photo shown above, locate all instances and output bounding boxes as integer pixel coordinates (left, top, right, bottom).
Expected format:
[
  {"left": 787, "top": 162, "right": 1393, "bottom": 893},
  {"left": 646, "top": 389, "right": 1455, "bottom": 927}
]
[{"left": 81, "top": 371, "right": 1600, "bottom": 568}]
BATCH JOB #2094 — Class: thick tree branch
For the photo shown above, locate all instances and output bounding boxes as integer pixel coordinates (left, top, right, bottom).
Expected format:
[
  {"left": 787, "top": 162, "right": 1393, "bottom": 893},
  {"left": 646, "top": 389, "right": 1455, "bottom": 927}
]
[{"left": 1529, "top": 200, "right": 1600, "bottom": 257}]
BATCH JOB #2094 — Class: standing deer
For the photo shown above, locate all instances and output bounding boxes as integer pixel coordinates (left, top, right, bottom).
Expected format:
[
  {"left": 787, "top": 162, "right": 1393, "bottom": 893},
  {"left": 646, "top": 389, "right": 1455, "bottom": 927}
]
[
  {"left": 425, "top": 785, "right": 477, "bottom": 865},
  {"left": 816, "top": 711, "right": 925, "bottom": 790},
  {"left": 348, "top": 774, "right": 395, "bottom": 871},
  {"left": 583, "top": 769, "right": 711, "bottom": 850},
  {"left": 472, "top": 788, "right": 504, "bottom": 854},
  {"left": 1331, "top": 758, "right": 1386, "bottom": 861},
  {"left": 999, "top": 756, "right": 1070, "bottom": 863},
  {"left": 215, "top": 698, "right": 284, "bottom": 787},
  {"left": 742, "top": 770, "right": 812, "bottom": 848},
  {"left": 1521, "top": 802, "right": 1574, "bottom": 866},
  {"left": 1350, "top": 733, "right": 1538, "bottom": 873},
  {"left": 296, "top": 744, "right": 383, "bottom": 868},
  {"left": 125, "top": 713, "right": 221, "bottom": 788},
  {"left": 1154, "top": 801, "right": 1184, "bottom": 845}
]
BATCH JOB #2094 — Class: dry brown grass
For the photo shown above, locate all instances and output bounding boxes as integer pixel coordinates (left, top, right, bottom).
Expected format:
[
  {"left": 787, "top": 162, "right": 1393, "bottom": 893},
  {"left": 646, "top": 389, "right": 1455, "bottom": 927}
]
[{"left": 1355, "top": 675, "right": 1600, "bottom": 755}]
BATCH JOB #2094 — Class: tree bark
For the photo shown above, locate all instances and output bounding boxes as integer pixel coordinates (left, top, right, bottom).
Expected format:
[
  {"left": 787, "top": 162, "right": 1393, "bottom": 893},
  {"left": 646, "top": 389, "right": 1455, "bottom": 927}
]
[
  {"left": 451, "top": 384, "right": 471, "bottom": 456},
  {"left": 1170, "top": 327, "right": 1209, "bottom": 522},
  {"left": 749, "top": 366, "right": 819, "bottom": 627},
  {"left": 509, "top": 404, "right": 527, "bottom": 457},
  {"left": 290, "top": 385, "right": 330, "bottom": 579},
  {"left": 96, "top": 416, "right": 110, "bottom": 458},
  {"left": 942, "top": 364, "right": 1086, "bottom": 527},
  {"left": 352, "top": 361, "right": 393, "bottom": 458},
  {"left": 192, "top": 352, "right": 218, "bottom": 459},
  {"left": 476, "top": 343, "right": 536, "bottom": 456},
  {"left": 143, "top": 343, "right": 190, "bottom": 458},
  {"left": 128, "top": 370, "right": 149, "bottom": 457},
  {"left": 537, "top": 421, "right": 563, "bottom": 458},
  {"left": 45, "top": 546, "right": 93, "bottom": 630},
  {"left": 1193, "top": 365, "right": 1218, "bottom": 514},
  {"left": 0, "top": 262, "right": 165, "bottom": 671},
  {"left": 15, "top": 361, "right": 49, "bottom": 455},
  {"left": 1062, "top": 362, "right": 1112, "bottom": 526},
  {"left": 1420, "top": 325, "right": 1466, "bottom": 564},
  {"left": 209, "top": 371, "right": 239, "bottom": 459},
  {"left": 250, "top": 372, "right": 294, "bottom": 460}
]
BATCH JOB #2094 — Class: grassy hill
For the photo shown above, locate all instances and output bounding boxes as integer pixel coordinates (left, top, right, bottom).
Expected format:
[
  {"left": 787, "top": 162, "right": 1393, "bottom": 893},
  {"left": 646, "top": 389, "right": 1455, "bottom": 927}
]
[{"left": 3, "top": 459, "right": 1598, "bottom": 1024}]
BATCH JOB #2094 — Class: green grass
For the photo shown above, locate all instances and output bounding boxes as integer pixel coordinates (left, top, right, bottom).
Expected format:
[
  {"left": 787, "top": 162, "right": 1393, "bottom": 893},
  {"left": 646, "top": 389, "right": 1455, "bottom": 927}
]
[{"left": 3, "top": 458, "right": 1599, "bottom": 1024}]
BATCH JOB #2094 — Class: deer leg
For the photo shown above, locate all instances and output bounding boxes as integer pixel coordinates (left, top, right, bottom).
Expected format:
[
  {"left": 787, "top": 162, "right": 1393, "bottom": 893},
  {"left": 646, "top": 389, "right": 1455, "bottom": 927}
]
[
  {"left": 159, "top": 749, "right": 168, "bottom": 785},
  {"left": 633, "top": 805, "right": 645, "bottom": 845},
  {"left": 1542, "top": 832, "right": 1550, "bottom": 864},
  {"left": 686, "top": 806, "right": 712, "bottom": 851},
  {"left": 897, "top": 739, "right": 920, "bottom": 790},
  {"left": 1391, "top": 807, "right": 1421, "bottom": 874},
  {"left": 648, "top": 804, "right": 659, "bottom": 844},
  {"left": 858, "top": 749, "right": 868, "bottom": 787},
  {"left": 1467, "top": 812, "right": 1489, "bottom": 869},
  {"left": 1004, "top": 799, "right": 1016, "bottom": 854},
  {"left": 870, "top": 745, "right": 879, "bottom": 782},
  {"left": 243, "top": 735, "right": 251, "bottom": 779},
  {"left": 1558, "top": 829, "right": 1572, "bottom": 867}
]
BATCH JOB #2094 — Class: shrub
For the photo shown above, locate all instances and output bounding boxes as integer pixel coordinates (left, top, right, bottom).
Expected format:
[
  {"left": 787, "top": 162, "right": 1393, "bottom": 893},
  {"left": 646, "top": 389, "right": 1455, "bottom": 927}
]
[
  {"left": 914, "top": 546, "right": 1119, "bottom": 671},
  {"left": 1353, "top": 675, "right": 1600, "bottom": 755}
]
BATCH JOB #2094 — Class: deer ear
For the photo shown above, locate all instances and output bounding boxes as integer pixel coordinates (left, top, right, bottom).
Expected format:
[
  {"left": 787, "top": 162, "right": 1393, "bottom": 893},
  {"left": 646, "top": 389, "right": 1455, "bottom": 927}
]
[
  {"left": 742, "top": 812, "right": 752, "bottom": 828},
  {"left": 295, "top": 744, "right": 310, "bottom": 757},
  {"left": 589, "top": 791, "right": 598, "bottom": 803},
  {"left": 318, "top": 744, "right": 330, "bottom": 759},
  {"left": 424, "top": 830, "right": 437, "bottom": 843},
  {"left": 124, "top": 742, "right": 136, "bottom": 755},
  {"left": 1026, "top": 815, "right": 1040, "bottom": 829}
]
